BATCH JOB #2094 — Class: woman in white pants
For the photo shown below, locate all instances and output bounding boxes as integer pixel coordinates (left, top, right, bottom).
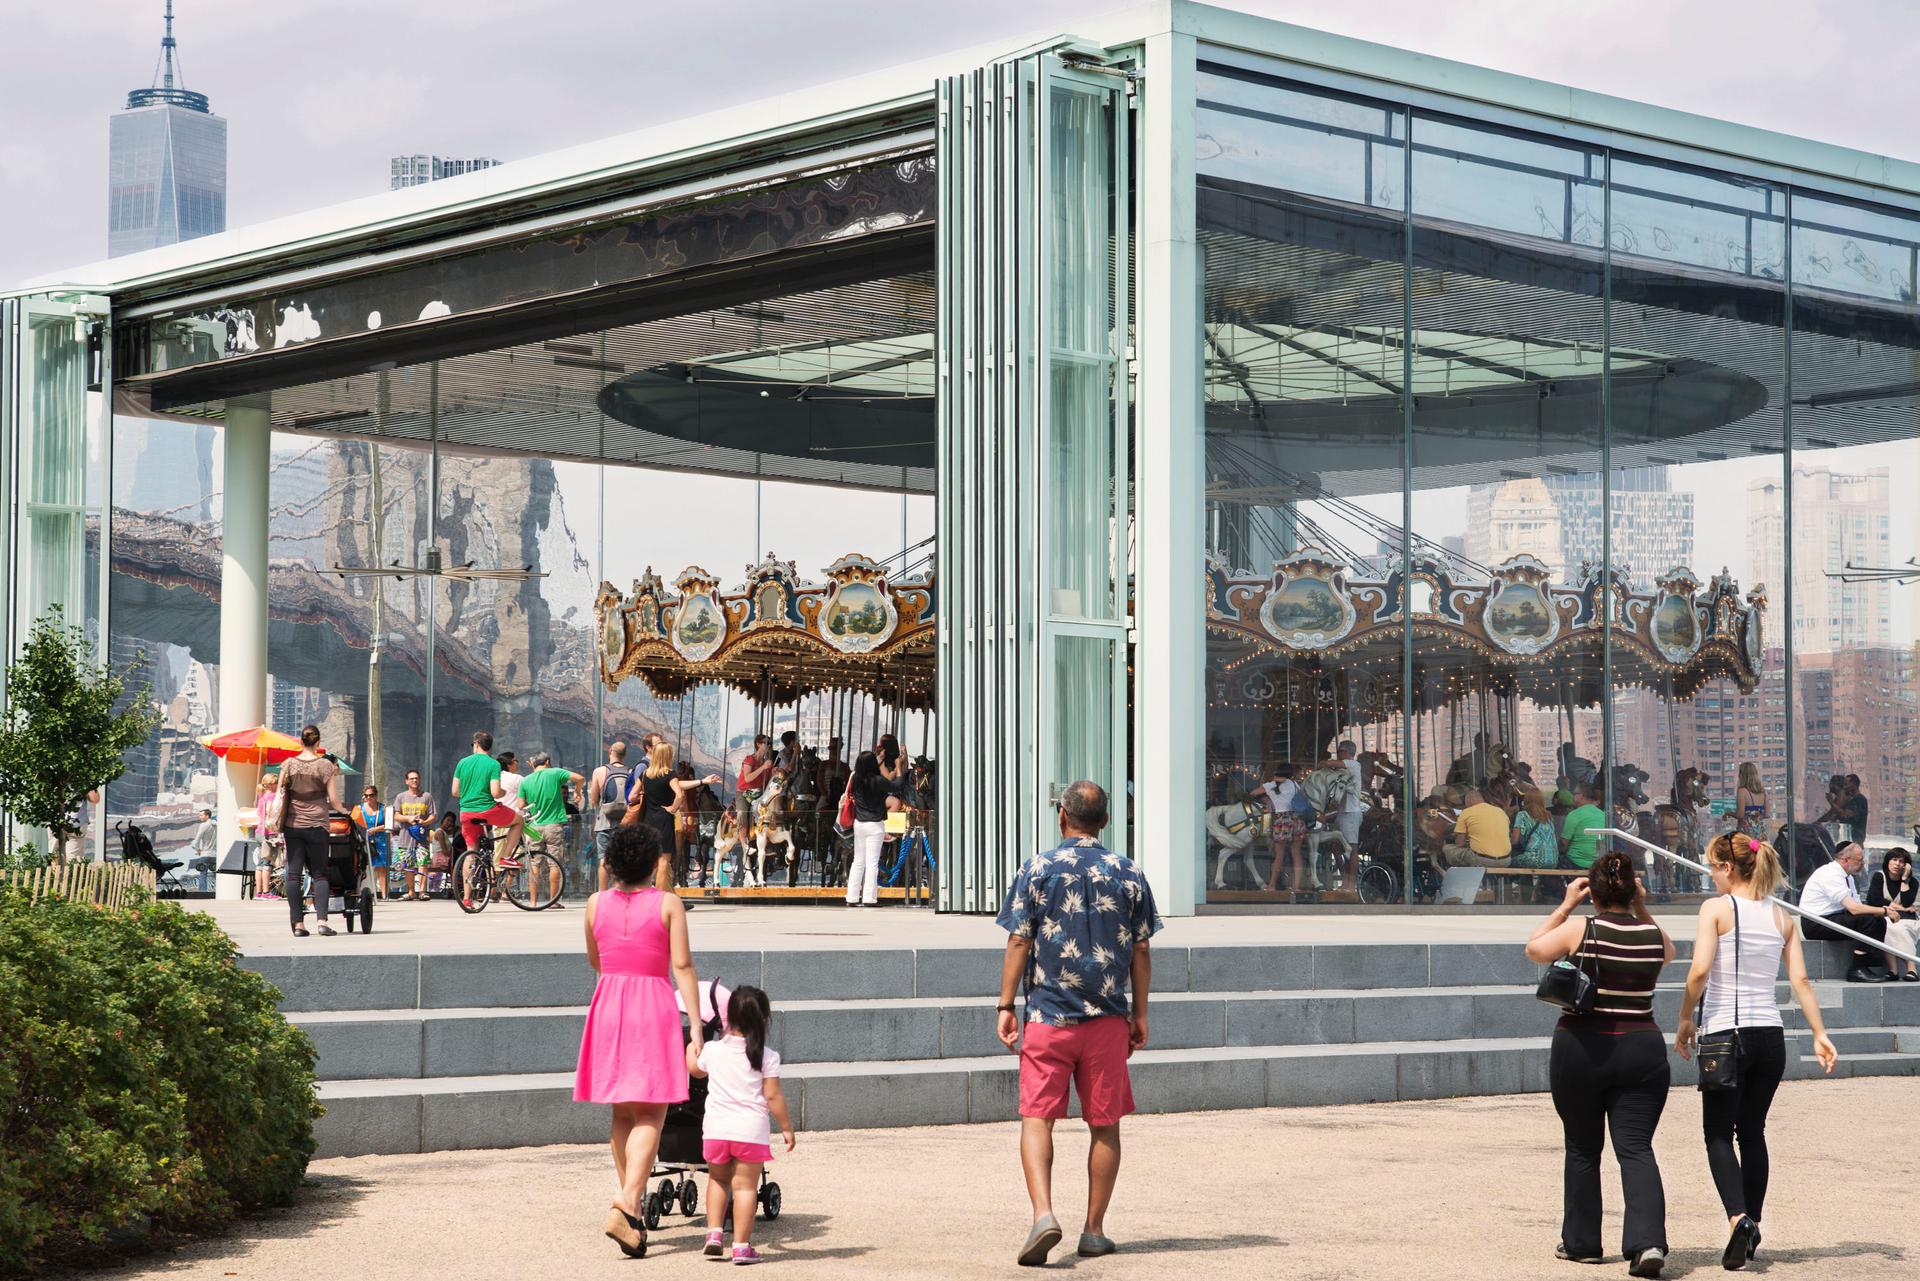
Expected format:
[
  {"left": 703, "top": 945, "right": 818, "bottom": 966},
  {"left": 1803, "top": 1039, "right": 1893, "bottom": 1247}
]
[{"left": 845, "top": 750, "right": 894, "bottom": 907}]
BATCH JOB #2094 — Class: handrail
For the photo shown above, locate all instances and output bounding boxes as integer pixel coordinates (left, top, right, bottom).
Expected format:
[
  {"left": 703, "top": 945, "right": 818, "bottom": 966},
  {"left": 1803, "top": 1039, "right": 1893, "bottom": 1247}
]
[{"left": 1598, "top": 826, "right": 1920, "bottom": 968}]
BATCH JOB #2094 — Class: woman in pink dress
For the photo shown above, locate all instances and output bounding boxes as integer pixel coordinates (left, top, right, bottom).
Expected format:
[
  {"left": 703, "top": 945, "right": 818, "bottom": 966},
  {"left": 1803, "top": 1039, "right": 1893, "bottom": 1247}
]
[{"left": 576, "top": 823, "right": 701, "bottom": 1256}]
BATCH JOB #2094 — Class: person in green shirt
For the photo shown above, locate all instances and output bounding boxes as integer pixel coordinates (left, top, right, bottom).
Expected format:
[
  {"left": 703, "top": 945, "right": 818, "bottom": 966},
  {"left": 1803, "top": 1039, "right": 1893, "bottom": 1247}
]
[
  {"left": 452, "top": 730, "right": 525, "bottom": 871},
  {"left": 518, "top": 751, "right": 584, "bottom": 907},
  {"left": 1560, "top": 780, "right": 1608, "bottom": 870}
]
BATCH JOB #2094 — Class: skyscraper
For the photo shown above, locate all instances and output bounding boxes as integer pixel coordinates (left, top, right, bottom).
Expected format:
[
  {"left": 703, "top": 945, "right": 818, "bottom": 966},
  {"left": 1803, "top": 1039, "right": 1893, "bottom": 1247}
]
[
  {"left": 390, "top": 155, "right": 502, "bottom": 189},
  {"left": 1746, "top": 465, "right": 1893, "bottom": 654},
  {"left": 108, "top": 2, "right": 227, "bottom": 258}
]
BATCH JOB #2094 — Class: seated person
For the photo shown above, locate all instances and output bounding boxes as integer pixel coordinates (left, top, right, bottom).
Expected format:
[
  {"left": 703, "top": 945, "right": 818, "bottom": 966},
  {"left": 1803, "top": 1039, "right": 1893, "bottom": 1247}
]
[
  {"left": 1865, "top": 847, "right": 1919, "bottom": 982},
  {"left": 1559, "top": 781, "right": 1607, "bottom": 870},
  {"left": 1509, "top": 787, "right": 1561, "bottom": 869},
  {"left": 1801, "top": 841, "right": 1895, "bottom": 983},
  {"left": 1442, "top": 788, "right": 1512, "bottom": 867}
]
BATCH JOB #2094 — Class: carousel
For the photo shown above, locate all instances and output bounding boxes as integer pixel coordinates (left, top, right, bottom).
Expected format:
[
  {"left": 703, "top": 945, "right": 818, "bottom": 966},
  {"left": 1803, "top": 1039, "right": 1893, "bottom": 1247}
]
[
  {"left": 1204, "top": 547, "right": 1768, "bottom": 904},
  {"left": 596, "top": 550, "right": 937, "bottom": 902}
]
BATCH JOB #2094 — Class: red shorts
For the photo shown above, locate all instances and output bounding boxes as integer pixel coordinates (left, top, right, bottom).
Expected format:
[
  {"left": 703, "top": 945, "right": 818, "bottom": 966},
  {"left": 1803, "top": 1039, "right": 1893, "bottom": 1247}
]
[
  {"left": 460, "top": 804, "right": 520, "bottom": 849},
  {"left": 1019, "top": 1015, "right": 1135, "bottom": 1126},
  {"left": 703, "top": 1139, "right": 773, "bottom": 1165}
]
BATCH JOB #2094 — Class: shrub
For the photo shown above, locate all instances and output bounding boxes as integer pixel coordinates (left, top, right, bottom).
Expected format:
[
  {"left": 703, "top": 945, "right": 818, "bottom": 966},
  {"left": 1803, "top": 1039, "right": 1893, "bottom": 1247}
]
[{"left": 0, "top": 889, "right": 320, "bottom": 1273}]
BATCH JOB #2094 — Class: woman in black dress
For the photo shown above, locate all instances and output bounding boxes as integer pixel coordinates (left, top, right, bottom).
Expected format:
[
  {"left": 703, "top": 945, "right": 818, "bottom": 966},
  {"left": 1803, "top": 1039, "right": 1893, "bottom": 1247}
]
[
  {"left": 626, "top": 742, "right": 718, "bottom": 890},
  {"left": 1866, "top": 847, "right": 1919, "bottom": 980}
]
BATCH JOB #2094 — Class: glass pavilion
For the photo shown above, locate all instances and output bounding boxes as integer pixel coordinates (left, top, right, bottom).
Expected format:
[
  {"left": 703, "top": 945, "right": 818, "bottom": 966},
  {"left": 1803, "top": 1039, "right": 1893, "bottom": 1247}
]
[{"left": 5, "top": 3, "right": 1917, "bottom": 914}]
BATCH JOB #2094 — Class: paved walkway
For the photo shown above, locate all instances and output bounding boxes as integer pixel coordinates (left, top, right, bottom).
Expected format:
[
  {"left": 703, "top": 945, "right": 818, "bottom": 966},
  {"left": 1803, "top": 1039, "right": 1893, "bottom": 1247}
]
[
  {"left": 125, "top": 1081, "right": 1913, "bottom": 1279},
  {"left": 192, "top": 897, "right": 1701, "bottom": 957}
]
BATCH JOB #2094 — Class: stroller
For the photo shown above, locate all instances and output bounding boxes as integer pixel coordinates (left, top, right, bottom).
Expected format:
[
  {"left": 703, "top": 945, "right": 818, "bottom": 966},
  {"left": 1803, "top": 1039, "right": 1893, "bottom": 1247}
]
[
  {"left": 319, "top": 810, "right": 377, "bottom": 933},
  {"left": 638, "top": 979, "right": 785, "bottom": 1231},
  {"left": 118, "top": 820, "right": 187, "bottom": 896}
]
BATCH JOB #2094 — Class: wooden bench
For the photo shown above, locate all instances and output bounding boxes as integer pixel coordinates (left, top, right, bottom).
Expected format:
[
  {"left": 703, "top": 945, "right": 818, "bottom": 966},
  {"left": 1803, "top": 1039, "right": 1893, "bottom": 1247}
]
[{"left": 1477, "top": 866, "right": 1583, "bottom": 905}]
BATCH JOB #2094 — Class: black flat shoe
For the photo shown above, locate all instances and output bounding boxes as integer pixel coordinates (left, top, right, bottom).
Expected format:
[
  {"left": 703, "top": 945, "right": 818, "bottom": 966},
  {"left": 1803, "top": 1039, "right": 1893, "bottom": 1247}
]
[
  {"left": 1722, "top": 1217, "right": 1756, "bottom": 1271},
  {"left": 1555, "top": 1243, "right": 1604, "bottom": 1264},
  {"left": 315, "top": 923, "right": 337, "bottom": 937}
]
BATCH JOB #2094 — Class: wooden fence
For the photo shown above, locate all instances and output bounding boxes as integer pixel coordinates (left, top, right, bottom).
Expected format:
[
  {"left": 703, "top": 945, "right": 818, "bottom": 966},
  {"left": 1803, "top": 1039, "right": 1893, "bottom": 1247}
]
[{"left": 1, "top": 859, "right": 156, "bottom": 910}]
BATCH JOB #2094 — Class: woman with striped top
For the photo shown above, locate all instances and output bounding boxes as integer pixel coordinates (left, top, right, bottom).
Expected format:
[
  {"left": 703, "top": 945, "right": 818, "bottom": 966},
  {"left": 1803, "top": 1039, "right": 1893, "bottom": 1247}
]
[
  {"left": 1674, "top": 833, "right": 1837, "bottom": 1271},
  {"left": 1526, "top": 851, "right": 1676, "bottom": 1277}
]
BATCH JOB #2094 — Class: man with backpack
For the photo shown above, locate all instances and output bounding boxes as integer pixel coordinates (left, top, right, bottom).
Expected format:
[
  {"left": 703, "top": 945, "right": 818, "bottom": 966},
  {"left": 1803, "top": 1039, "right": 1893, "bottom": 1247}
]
[{"left": 587, "top": 740, "right": 635, "bottom": 892}]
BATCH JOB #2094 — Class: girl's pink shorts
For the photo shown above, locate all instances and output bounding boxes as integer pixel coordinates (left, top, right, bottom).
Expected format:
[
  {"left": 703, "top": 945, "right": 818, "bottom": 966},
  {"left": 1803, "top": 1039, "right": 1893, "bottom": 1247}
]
[{"left": 703, "top": 1139, "right": 773, "bottom": 1165}]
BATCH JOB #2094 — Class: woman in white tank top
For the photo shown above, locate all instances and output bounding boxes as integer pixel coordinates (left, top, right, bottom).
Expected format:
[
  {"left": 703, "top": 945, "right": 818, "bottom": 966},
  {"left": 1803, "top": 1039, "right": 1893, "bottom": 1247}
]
[{"left": 1675, "top": 832, "right": 1838, "bottom": 1271}]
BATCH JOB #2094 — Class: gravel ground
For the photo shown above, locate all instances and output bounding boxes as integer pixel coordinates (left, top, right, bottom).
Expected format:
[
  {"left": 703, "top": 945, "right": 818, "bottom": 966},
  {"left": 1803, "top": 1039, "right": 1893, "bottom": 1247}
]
[{"left": 113, "top": 1080, "right": 1914, "bottom": 1280}]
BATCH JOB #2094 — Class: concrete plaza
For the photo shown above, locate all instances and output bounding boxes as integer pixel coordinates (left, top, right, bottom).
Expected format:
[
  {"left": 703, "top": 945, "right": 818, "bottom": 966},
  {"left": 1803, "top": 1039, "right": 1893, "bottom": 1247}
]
[
  {"left": 190, "top": 896, "right": 1703, "bottom": 958},
  {"left": 125, "top": 1080, "right": 1913, "bottom": 1279}
]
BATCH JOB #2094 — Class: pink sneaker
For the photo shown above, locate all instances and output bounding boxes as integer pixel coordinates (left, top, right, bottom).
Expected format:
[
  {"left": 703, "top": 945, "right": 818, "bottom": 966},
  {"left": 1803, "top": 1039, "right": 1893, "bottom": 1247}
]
[
  {"left": 704, "top": 1231, "right": 726, "bottom": 1259},
  {"left": 732, "top": 1244, "right": 761, "bottom": 1265}
]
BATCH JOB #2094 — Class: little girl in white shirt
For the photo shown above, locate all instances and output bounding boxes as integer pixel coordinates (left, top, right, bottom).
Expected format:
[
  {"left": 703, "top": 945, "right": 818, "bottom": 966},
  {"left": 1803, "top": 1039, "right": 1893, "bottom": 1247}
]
[{"left": 687, "top": 985, "right": 795, "bottom": 1265}]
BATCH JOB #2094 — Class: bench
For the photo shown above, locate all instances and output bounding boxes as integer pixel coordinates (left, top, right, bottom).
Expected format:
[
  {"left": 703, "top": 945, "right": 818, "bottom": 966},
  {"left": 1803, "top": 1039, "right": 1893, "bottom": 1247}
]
[{"left": 1478, "top": 866, "right": 1583, "bottom": 905}]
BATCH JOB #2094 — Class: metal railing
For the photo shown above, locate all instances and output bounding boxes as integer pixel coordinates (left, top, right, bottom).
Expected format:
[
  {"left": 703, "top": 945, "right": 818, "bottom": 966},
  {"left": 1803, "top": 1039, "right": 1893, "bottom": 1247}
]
[{"left": 1598, "top": 826, "right": 1920, "bottom": 968}]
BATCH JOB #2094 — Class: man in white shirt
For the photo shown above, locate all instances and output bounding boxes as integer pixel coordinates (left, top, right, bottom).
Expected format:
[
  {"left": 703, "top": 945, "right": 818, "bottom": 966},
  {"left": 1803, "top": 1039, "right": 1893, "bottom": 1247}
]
[{"left": 1801, "top": 843, "right": 1894, "bottom": 982}]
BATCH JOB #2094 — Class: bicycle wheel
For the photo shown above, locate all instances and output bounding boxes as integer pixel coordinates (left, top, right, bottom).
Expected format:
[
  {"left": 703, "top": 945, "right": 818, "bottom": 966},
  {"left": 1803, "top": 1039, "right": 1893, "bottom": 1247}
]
[
  {"left": 504, "top": 853, "right": 564, "bottom": 911},
  {"left": 1356, "top": 863, "right": 1398, "bottom": 905},
  {"left": 454, "top": 851, "right": 491, "bottom": 913}
]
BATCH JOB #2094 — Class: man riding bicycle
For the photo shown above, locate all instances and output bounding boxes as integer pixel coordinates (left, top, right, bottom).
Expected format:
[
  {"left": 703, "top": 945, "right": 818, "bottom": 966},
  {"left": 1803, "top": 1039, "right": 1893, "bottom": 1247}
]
[{"left": 453, "top": 730, "right": 525, "bottom": 875}]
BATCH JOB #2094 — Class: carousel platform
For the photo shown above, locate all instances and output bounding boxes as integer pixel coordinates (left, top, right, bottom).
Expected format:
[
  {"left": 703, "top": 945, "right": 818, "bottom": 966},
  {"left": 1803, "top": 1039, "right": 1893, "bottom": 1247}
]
[{"left": 192, "top": 903, "right": 1920, "bottom": 1158}]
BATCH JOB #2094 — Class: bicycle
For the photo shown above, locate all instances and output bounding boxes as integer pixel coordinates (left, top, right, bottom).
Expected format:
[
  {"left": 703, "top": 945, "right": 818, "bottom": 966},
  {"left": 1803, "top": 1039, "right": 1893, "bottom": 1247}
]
[{"left": 454, "top": 825, "right": 564, "bottom": 913}]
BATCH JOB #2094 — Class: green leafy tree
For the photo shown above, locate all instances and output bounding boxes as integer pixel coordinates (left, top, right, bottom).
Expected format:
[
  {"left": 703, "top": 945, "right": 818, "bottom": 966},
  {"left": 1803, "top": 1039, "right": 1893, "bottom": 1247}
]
[{"left": 0, "top": 607, "right": 160, "bottom": 848}]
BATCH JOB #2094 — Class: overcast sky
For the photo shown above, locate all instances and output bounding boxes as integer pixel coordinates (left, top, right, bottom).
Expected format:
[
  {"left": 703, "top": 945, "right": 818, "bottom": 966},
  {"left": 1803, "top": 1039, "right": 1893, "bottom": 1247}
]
[{"left": 5, "top": 0, "right": 1920, "bottom": 285}]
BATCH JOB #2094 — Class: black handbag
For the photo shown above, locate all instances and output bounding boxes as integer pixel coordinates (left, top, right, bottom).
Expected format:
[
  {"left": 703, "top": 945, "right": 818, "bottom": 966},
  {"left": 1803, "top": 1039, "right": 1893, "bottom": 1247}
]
[
  {"left": 1536, "top": 917, "right": 1599, "bottom": 1016},
  {"left": 1696, "top": 894, "right": 1742, "bottom": 1092}
]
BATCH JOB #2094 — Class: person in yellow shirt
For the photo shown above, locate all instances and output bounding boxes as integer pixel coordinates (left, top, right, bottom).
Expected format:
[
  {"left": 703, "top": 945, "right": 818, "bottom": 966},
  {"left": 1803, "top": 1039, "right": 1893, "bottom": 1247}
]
[{"left": 1443, "top": 788, "right": 1513, "bottom": 867}]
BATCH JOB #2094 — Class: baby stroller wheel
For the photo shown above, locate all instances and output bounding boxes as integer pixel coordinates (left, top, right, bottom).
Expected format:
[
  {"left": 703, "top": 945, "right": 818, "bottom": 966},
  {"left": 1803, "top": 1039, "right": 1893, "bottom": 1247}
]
[
  {"left": 760, "top": 1181, "right": 782, "bottom": 1221},
  {"left": 642, "top": 1190, "right": 663, "bottom": 1232},
  {"left": 679, "top": 1178, "right": 699, "bottom": 1216}
]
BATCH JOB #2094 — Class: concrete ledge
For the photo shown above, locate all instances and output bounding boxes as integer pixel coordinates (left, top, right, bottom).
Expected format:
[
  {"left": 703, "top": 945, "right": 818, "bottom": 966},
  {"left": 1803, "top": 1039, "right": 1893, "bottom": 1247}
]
[
  {"left": 424, "top": 1011, "right": 585, "bottom": 1077},
  {"left": 1314, "top": 944, "right": 1428, "bottom": 990},
  {"left": 764, "top": 949, "right": 916, "bottom": 1001},
  {"left": 914, "top": 948, "right": 1004, "bottom": 998},
  {"left": 1188, "top": 945, "right": 1308, "bottom": 992},
  {"left": 314, "top": 1092, "right": 421, "bottom": 1158},
  {"left": 245, "top": 953, "right": 416, "bottom": 1012},
  {"left": 799, "top": 1065, "right": 972, "bottom": 1129},
  {"left": 304, "top": 1017, "right": 423, "bottom": 1081},
  {"left": 420, "top": 953, "right": 591, "bottom": 1009}
]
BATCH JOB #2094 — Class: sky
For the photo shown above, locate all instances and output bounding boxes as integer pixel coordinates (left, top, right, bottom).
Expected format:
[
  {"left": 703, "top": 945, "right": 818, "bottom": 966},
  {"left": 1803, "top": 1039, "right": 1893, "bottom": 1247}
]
[{"left": 6, "top": 0, "right": 1920, "bottom": 285}]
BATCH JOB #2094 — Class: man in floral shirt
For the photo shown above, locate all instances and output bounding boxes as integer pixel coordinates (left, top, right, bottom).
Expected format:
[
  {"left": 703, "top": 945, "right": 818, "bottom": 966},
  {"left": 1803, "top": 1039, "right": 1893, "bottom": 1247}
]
[{"left": 995, "top": 780, "right": 1161, "bottom": 1266}]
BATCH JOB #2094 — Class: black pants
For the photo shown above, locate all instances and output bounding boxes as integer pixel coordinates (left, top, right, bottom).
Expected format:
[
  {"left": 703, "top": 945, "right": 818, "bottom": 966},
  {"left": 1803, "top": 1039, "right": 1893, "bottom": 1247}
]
[
  {"left": 1701, "top": 1026, "right": 1787, "bottom": 1221},
  {"left": 1804, "top": 910, "right": 1886, "bottom": 965},
  {"left": 1549, "top": 1026, "right": 1670, "bottom": 1259},
  {"left": 282, "top": 826, "right": 332, "bottom": 928}
]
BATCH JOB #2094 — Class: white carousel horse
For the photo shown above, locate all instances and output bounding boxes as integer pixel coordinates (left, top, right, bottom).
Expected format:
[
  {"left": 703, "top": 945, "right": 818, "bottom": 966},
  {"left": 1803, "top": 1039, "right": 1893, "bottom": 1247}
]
[
  {"left": 750, "top": 773, "right": 798, "bottom": 887},
  {"left": 1205, "top": 795, "right": 1269, "bottom": 889},
  {"left": 1297, "top": 762, "right": 1358, "bottom": 883}
]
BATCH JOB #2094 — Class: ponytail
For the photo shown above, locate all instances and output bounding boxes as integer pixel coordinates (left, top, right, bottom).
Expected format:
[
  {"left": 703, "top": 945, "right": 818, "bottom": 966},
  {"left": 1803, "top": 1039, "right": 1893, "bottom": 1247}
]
[
  {"left": 1707, "top": 831, "right": 1783, "bottom": 900},
  {"left": 727, "top": 984, "right": 772, "bottom": 1073}
]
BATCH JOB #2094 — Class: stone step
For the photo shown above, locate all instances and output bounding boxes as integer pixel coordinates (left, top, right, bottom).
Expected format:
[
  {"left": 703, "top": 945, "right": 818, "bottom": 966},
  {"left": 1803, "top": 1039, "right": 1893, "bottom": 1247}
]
[
  {"left": 310, "top": 1026, "right": 1920, "bottom": 1159},
  {"left": 293, "top": 981, "right": 1917, "bottom": 1081}
]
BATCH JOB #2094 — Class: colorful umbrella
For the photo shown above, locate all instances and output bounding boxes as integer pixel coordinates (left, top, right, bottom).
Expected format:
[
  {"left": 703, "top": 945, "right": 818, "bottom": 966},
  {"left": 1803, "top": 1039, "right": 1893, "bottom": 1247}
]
[{"left": 200, "top": 726, "right": 304, "bottom": 765}]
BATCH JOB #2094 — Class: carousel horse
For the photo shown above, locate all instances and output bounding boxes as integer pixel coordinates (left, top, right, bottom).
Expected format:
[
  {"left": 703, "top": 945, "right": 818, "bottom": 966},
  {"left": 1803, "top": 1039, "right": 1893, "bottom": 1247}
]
[
  {"left": 1298, "top": 762, "right": 1358, "bottom": 882},
  {"left": 1357, "top": 750, "right": 1405, "bottom": 804},
  {"left": 750, "top": 773, "right": 799, "bottom": 887},
  {"left": 1447, "top": 738, "right": 1514, "bottom": 789},
  {"left": 1205, "top": 794, "right": 1269, "bottom": 889},
  {"left": 1558, "top": 744, "right": 1600, "bottom": 791},
  {"left": 677, "top": 783, "right": 725, "bottom": 884},
  {"left": 1648, "top": 767, "right": 1711, "bottom": 893},
  {"left": 1413, "top": 797, "right": 1457, "bottom": 878}
]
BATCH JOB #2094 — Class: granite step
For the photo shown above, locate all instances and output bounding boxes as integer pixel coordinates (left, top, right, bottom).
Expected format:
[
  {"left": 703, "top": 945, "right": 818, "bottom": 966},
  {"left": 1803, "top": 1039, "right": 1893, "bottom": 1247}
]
[
  {"left": 291, "top": 980, "right": 1913, "bottom": 1081},
  {"left": 310, "top": 1025, "right": 1920, "bottom": 1158}
]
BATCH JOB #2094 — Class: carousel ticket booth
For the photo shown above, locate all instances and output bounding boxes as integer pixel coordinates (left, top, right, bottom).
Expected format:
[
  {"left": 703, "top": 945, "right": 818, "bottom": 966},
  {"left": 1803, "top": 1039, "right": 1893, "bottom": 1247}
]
[{"left": 7, "top": 5, "right": 1920, "bottom": 916}]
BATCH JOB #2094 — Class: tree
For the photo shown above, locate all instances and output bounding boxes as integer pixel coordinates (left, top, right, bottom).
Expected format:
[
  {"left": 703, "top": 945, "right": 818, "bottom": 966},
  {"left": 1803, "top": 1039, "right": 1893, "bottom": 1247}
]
[{"left": 0, "top": 607, "right": 160, "bottom": 852}]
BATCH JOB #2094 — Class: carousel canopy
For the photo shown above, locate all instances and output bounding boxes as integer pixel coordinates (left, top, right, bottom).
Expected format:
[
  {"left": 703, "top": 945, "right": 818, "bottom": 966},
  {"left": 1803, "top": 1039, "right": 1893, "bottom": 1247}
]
[
  {"left": 599, "top": 552, "right": 935, "bottom": 709},
  {"left": 1206, "top": 550, "right": 1766, "bottom": 717}
]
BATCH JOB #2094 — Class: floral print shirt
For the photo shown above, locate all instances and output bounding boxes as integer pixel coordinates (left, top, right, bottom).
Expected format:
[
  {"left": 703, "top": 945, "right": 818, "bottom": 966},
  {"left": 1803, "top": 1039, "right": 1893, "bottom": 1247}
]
[{"left": 995, "top": 837, "right": 1163, "bottom": 1026}]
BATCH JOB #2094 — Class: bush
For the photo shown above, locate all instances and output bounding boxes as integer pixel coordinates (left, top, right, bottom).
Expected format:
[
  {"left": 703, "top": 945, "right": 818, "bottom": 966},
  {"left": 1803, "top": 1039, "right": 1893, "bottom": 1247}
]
[{"left": 0, "top": 889, "right": 320, "bottom": 1273}]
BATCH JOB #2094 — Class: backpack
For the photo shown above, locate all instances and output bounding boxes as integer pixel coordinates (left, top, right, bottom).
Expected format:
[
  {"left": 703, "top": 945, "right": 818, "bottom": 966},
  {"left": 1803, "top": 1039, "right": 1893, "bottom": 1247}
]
[
  {"left": 1287, "top": 783, "right": 1315, "bottom": 816},
  {"left": 599, "top": 765, "right": 633, "bottom": 823}
]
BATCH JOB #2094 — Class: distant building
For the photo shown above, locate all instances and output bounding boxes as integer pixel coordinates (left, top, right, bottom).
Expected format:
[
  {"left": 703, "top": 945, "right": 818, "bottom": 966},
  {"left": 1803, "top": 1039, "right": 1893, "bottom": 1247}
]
[
  {"left": 108, "top": 2, "right": 226, "bottom": 257},
  {"left": 391, "top": 155, "right": 502, "bottom": 190},
  {"left": 1747, "top": 466, "right": 1892, "bottom": 655}
]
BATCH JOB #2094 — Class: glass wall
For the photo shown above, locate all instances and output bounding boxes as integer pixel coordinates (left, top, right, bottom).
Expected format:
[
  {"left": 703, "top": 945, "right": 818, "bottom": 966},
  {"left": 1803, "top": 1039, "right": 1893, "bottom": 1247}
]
[{"left": 1191, "top": 53, "right": 1917, "bottom": 905}]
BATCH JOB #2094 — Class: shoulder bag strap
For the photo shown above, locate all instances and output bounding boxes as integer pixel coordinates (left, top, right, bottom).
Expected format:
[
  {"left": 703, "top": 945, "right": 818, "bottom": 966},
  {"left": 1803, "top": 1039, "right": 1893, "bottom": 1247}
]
[
  {"left": 1730, "top": 893, "right": 1741, "bottom": 1029},
  {"left": 1577, "top": 915, "right": 1598, "bottom": 981}
]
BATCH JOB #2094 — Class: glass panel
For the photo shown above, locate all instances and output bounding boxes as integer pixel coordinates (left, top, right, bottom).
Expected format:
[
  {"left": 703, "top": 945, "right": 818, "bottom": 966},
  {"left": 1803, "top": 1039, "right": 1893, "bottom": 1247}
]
[
  {"left": 21, "top": 309, "right": 94, "bottom": 633},
  {"left": 1199, "top": 77, "right": 1410, "bottom": 904},
  {"left": 1789, "top": 191, "right": 1920, "bottom": 877},
  {"left": 1197, "top": 66, "right": 1405, "bottom": 212},
  {"left": 1608, "top": 155, "right": 1786, "bottom": 896},
  {"left": 1410, "top": 117, "right": 1605, "bottom": 896},
  {"left": 1412, "top": 115, "right": 1602, "bottom": 246},
  {"left": 1049, "top": 81, "right": 1112, "bottom": 357},
  {"left": 1050, "top": 633, "right": 1116, "bottom": 799},
  {"left": 1046, "top": 358, "right": 1112, "bottom": 619},
  {"left": 104, "top": 411, "right": 225, "bottom": 867}
]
